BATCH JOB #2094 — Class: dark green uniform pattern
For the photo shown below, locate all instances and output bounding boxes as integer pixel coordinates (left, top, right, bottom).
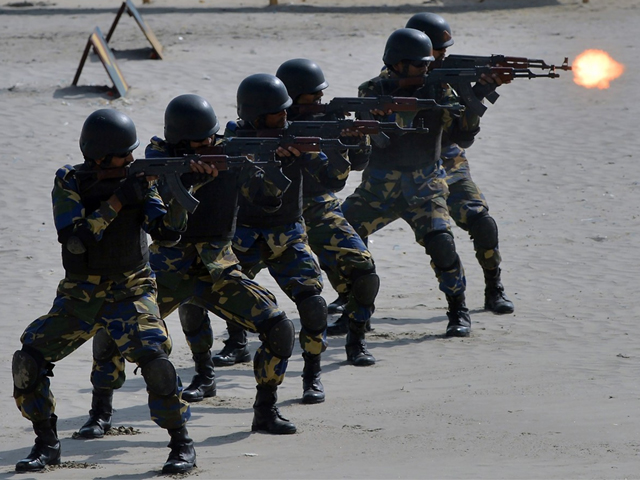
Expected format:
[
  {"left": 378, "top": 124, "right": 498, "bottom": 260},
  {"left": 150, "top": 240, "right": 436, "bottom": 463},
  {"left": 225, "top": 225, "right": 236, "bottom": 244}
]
[
  {"left": 303, "top": 195, "right": 375, "bottom": 325},
  {"left": 15, "top": 165, "right": 190, "bottom": 430},
  {"left": 441, "top": 144, "right": 501, "bottom": 271},
  {"left": 233, "top": 221, "right": 327, "bottom": 355},
  {"left": 341, "top": 71, "right": 468, "bottom": 297}
]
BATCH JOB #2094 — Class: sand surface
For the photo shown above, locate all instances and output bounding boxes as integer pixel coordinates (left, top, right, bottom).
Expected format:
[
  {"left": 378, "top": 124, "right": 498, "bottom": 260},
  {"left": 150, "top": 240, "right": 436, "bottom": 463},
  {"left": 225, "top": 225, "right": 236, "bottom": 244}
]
[{"left": 0, "top": 0, "right": 638, "bottom": 478}]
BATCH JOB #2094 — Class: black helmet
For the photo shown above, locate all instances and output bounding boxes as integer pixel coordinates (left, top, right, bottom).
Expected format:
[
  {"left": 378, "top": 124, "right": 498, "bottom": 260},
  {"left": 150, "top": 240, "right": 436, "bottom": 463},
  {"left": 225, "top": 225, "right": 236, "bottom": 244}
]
[
  {"left": 164, "top": 94, "right": 220, "bottom": 144},
  {"left": 276, "top": 58, "right": 329, "bottom": 101},
  {"left": 405, "top": 13, "right": 454, "bottom": 50},
  {"left": 382, "top": 28, "right": 435, "bottom": 67},
  {"left": 79, "top": 109, "right": 139, "bottom": 160},
  {"left": 236, "top": 73, "right": 292, "bottom": 123}
]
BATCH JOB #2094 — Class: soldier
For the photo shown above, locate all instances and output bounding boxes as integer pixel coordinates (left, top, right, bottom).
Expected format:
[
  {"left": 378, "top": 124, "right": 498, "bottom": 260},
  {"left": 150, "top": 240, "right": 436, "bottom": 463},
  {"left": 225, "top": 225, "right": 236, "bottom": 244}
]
[
  {"left": 213, "top": 73, "right": 333, "bottom": 404},
  {"left": 12, "top": 109, "right": 198, "bottom": 474},
  {"left": 341, "top": 28, "right": 480, "bottom": 337},
  {"left": 276, "top": 58, "right": 378, "bottom": 366},
  {"left": 77, "top": 95, "right": 297, "bottom": 436},
  {"left": 405, "top": 12, "right": 514, "bottom": 314}
]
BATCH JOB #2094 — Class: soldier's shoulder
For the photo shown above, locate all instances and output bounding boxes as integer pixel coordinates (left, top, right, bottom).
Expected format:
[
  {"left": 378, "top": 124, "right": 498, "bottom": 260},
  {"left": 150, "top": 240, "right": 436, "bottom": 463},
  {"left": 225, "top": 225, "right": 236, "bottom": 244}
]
[
  {"left": 358, "top": 71, "right": 387, "bottom": 95},
  {"left": 145, "top": 136, "right": 169, "bottom": 157},
  {"left": 55, "top": 164, "right": 80, "bottom": 181},
  {"left": 223, "top": 120, "right": 240, "bottom": 139}
]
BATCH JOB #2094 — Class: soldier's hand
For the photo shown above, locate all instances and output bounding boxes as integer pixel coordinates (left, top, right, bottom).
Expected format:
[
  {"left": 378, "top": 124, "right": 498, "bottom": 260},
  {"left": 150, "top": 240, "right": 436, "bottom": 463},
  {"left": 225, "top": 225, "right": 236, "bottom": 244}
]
[
  {"left": 190, "top": 159, "right": 218, "bottom": 178},
  {"left": 276, "top": 146, "right": 301, "bottom": 158},
  {"left": 370, "top": 108, "right": 393, "bottom": 117},
  {"left": 478, "top": 72, "right": 510, "bottom": 86},
  {"left": 340, "top": 127, "right": 364, "bottom": 138}
]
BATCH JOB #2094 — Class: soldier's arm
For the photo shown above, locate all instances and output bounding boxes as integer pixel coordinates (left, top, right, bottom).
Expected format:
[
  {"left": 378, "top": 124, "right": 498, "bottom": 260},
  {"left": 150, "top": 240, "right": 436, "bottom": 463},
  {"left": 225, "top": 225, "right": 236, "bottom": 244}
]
[
  {"left": 239, "top": 163, "right": 290, "bottom": 213},
  {"left": 144, "top": 184, "right": 188, "bottom": 244},
  {"left": 303, "top": 151, "right": 350, "bottom": 192},
  {"left": 443, "top": 85, "right": 480, "bottom": 149},
  {"left": 53, "top": 165, "right": 120, "bottom": 245}
]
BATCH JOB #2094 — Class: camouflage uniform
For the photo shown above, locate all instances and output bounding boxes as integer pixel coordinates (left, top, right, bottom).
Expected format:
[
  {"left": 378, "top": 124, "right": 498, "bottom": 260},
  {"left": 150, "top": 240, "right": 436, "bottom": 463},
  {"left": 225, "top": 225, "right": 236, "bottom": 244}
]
[
  {"left": 342, "top": 69, "right": 479, "bottom": 299},
  {"left": 90, "top": 137, "right": 293, "bottom": 391},
  {"left": 303, "top": 195, "right": 375, "bottom": 327},
  {"left": 14, "top": 164, "right": 190, "bottom": 430},
  {"left": 296, "top": 112, "right": 376, "bottom": 332},
  {"left": 227, "top": 120, "right": 332, "bottom": 358},
  {"left": 440, "top": 144, "right": 500, "bottom": 271}
]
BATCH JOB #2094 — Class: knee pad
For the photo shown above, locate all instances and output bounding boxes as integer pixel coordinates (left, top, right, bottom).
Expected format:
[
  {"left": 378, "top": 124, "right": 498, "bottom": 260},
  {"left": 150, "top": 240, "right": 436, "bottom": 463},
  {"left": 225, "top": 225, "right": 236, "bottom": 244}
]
[
  {"left": 296, "top": 294, "right": 328, "bottom": 335},
  {"left": 93, "top": 328, "right": 118, "bottom": 362},
  {"left": 140, "top": 354, "right": 177, "bottom": 397},
  {"left": 469, "top": 213, "right": 499, "bottom": 251},
  {"left": 12, "top": 347, "right": 50, "bottom": 393},
  {"left": 179, "top": 303, "right": 209, "bottom": 334},
  {"left": 425, "top": 232, "right": 458, "bottom": 270},
  {"left": 351, "top": 270, "right": 380, "bottom": 307},
  {"left": 263, "top": 315, "right": 295, "bottom": 359}
]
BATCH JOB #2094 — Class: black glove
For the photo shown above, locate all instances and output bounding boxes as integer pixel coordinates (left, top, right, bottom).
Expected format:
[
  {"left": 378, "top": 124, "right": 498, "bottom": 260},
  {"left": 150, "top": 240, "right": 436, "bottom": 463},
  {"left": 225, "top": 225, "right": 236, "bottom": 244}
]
[{"left": 115, "top": 175, "right": 149, "bottom": 206}]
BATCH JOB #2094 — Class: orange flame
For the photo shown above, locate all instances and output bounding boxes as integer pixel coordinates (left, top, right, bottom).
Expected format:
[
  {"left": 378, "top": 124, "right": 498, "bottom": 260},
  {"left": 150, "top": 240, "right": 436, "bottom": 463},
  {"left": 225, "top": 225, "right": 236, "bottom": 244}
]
[{"left": 573, "top": 49, "right": 624, "bottom": 89}]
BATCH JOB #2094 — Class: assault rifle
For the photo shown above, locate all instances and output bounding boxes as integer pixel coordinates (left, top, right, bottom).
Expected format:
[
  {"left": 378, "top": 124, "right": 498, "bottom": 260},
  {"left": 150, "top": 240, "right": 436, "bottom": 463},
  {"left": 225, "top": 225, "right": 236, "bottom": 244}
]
[
  {"left": 441, "top": 55, "right": 572, "bottom": 105},
  {"left": 217, "top": 134, "right": 367, "bottom": 155},
  {"left": 375, "top": 65, "right": 566, "bottom": 117},
  {"left": 238, "top": 118, "right": 429, "bottom": 149},
  {"left": 288, "top": 95, "right": 464, "bottom": 118},
  {"left": 442, "top": 55, "right": 572, "bottom": 72},
  {"left": 78, "top": 154, "right": 273, "bottom": 213}
]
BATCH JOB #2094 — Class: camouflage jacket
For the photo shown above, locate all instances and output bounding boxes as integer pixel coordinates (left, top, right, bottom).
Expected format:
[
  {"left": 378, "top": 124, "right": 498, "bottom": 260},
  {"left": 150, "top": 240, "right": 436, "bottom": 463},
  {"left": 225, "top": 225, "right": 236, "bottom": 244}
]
[
  {"left": 358, "top": 68, "right": 479, "bottom": 171},
  {"left": 51, "top": 163, "right": 185, "bottom": 297}
]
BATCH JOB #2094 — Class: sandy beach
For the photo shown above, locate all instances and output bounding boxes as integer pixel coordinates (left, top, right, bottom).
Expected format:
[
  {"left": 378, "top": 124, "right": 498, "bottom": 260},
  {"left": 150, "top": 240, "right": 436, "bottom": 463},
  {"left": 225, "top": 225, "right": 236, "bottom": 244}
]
[{"left": 0, "top": 0, "right": 639, "bottom": 478}]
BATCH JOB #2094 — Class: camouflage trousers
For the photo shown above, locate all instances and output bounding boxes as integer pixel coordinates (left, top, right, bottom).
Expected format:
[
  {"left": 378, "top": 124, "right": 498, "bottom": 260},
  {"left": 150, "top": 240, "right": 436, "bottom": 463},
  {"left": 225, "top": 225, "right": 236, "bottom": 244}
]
[
  {"left": 91, "top": 263, "right": 289, "bottom": 390},
  {"left": 303, "top": 198, "right": 376, "bottom": 326},
  {"left": 233, "top": 221, "right": 327, "bottom": 356},
  {"left": 15, "top": 268, "right": 190, "bottom": 429},
  {"left": 341, "top": 165, "right": 466, "bottom": 297},
  {"left": 444, "top": 157, "right": 502, "bottom": 272}
]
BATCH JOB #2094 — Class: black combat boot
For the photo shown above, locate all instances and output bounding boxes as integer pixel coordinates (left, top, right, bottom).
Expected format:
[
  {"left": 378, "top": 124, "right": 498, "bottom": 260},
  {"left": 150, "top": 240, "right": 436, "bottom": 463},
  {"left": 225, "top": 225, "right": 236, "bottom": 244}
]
[
  {"left": 301, "top": 352, "right": 325, "bottom": 404},
  {"left": 251, "top": 385, "right": 297, "bottom": 435},
  {"left": 162, "top": 426, "right": 197, "bottom": 474},
  {"left": 327, "top": 294, "right": 348, "bottom": 314},
  {"left": 345, "top": 322, "right": 376, "bottom": 366},
  {"left": 445, "top": 294, "right": 471, "bottom": 337},
  {"left": 182, "top": 351, "right": 216, "bottom": 403},
  {"left": 212, "top": 326, "right": 251, "bottom": 367},
  {"left": 326, "top": 312, "right": 349, "bottom": 336},
  {"left": 77, "top": 387, "right": 113, "bottom": 438},
  {"left": 328, "top": 312, "right": 373, "bottom": 336},
  {"left": 484, "top": 268, "right": 515, "bottom": 314},
  {"left": 15, "top": 414, "right": 61, "bottom": 472}
]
